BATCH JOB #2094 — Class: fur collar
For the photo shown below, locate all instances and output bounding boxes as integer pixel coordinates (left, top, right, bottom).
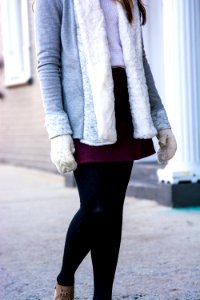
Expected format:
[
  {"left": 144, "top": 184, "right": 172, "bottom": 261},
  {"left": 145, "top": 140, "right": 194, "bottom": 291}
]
[{"left": 73, "top": 0, "right": 157, "bottom": 142}]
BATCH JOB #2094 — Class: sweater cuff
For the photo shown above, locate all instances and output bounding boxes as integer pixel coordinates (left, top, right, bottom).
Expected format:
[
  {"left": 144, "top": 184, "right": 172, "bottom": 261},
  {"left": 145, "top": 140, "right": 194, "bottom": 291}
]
[
  {"left": 151, "top": 109, "right": 171, "bottom": 131},
  {"left": 44, "top": 113, "right": 72, "bottom": 139}
]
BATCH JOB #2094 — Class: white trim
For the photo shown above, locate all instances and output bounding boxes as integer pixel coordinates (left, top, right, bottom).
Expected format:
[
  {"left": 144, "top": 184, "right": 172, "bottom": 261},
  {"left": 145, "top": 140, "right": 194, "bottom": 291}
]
[{"left": 0, "top": 0, "right": 32, "bottom": 86}]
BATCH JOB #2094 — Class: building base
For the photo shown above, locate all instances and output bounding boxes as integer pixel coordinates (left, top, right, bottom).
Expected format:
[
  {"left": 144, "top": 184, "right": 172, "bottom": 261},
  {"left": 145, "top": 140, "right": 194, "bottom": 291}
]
[
  {"left": 157, "top": 182, "right": 200, "bottom": 208},
  {"left": 64, "top": 163, "right": 200, "bottom": 208}
]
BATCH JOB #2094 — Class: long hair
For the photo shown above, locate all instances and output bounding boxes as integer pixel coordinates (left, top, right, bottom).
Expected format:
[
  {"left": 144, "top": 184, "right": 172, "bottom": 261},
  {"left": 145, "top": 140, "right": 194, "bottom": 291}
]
[
  {"left": 32, "top": 0, "right": 147, "bottom": 25},
  {"left": 114, "top": 0, "right": 146, "bottom": 25},
  {"left": 32, "top": 0, "right": 35, "bottom": 13}
]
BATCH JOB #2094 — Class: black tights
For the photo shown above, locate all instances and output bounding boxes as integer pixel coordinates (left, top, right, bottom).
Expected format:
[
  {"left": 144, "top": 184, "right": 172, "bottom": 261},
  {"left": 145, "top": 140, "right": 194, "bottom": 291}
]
[{"left": 57, "top": 161, "right": 133, "bottom": 300}]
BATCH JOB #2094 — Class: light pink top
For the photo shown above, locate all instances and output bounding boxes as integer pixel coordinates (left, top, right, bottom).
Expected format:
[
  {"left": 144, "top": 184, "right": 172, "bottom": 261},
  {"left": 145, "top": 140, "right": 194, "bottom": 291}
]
[{"left": 100, "top": 0, "right": 125, "bottom": 67}]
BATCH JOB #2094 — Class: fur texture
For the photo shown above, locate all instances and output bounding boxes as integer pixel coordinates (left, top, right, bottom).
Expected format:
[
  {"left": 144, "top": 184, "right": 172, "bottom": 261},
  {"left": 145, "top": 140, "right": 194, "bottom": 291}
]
[
  {"left": 74, "top": 0, "right": 157, "bottom": 141},
  {"left": 116, "top": 1, "right": 157, "bottom": 138},
  {"left": 74, "top": 0, "right": 117, "bottom": 143}
]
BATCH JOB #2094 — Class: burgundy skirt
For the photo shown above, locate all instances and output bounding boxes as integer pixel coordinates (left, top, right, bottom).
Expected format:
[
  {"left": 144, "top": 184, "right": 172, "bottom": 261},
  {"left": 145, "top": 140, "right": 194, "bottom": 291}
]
[{"left": 73, "top": 66, "right": 155, "bottom": 164}]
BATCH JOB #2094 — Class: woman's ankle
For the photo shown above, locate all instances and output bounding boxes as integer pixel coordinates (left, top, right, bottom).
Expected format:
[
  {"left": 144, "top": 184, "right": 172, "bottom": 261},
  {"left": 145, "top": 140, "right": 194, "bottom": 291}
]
[
  {"left": 54, "top": 282, "right": 74, "bottom": 300},
  {"left": 57, "top": 274, "right": 74, "bottom": 287}
]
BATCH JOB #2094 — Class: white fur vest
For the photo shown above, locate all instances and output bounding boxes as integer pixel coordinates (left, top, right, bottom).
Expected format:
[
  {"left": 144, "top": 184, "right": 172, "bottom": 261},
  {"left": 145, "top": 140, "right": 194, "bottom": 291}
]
[{"left": 73, "top": 0, "right": 157, "bottom": 144}]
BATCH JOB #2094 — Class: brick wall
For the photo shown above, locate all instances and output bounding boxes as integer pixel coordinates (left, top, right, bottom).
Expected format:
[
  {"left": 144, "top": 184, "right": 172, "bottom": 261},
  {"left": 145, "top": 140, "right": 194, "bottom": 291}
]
[{"left": 0, "top": 2, "right": 55, "bottom": 173}]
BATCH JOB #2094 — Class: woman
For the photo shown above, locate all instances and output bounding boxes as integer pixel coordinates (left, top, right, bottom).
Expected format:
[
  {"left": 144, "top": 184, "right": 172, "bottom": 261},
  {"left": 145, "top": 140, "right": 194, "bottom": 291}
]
[{"left": 34, "top": 0, "right": 177, "bottom": 299}]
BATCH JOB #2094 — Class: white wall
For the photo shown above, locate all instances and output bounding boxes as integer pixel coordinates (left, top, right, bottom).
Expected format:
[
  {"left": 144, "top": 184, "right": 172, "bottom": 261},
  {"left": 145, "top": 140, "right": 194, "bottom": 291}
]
[
  {"left": 142, "top": 0, "right": 165, "bottom": 105},
  {"left": 0, "top": 0, "right": 32, "bottom": 86},
  {"left": 139, "top": 0, "right": 165, "bottom": 162}
]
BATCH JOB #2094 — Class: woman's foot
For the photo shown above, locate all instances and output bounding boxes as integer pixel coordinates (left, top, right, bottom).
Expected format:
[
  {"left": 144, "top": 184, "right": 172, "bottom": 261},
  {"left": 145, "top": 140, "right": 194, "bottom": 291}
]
[{"left": 53, "top": 282, "right": 74, "bottom": 300}]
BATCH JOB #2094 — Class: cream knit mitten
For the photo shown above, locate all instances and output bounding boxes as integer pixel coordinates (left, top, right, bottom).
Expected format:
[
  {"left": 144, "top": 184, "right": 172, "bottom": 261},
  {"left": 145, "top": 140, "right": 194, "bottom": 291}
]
[
  {"left": 50, "top": 134, "right": 77, "bottom": 174},
  {"left": 156, "top": 128, "right": 177, "bottom": 163}
]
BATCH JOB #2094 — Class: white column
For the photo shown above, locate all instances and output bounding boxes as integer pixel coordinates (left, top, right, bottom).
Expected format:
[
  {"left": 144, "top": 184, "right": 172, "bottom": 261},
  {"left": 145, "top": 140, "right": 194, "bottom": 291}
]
[{"left": 157, "top": 0, "right": 200, "bottom": 184}]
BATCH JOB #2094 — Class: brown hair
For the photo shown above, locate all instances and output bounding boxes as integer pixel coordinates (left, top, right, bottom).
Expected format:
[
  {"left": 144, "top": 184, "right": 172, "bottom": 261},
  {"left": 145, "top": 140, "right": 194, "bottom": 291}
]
[
  {"left": 32, "top": 0, "right": 147, "bottom": 25},
  {"left": 32, "top": 0, "right": 35, "bottom": 12},
  {"left": 114, "top": 0, "right": 147, "bottom": 25}
]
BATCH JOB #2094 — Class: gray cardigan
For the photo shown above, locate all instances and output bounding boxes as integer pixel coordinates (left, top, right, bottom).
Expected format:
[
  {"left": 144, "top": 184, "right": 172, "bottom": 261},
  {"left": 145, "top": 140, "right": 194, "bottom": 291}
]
[{"left": 34, "top": 0, "right": 171, "bottom": 144}]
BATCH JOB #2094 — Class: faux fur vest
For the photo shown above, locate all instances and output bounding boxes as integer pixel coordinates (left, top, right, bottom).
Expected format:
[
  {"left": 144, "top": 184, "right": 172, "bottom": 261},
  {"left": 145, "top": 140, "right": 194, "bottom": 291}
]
[{"left": 73, "top": 0, "right": 157, "bottom": 143}]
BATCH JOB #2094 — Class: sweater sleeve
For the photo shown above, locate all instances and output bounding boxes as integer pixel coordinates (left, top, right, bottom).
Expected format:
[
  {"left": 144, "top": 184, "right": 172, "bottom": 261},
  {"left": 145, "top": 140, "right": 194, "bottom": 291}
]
[
  {"left": 34, "top": 0, "right": 72, "bottom": 139},
  {"left": 141, "top": 34, "right": 171, "bottom": 131}
]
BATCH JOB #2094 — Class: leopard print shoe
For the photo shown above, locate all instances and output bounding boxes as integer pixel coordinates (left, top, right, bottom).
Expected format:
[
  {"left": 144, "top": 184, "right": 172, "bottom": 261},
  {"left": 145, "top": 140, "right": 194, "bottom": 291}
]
[{"left": 53, "top": 282, "right": 74, "bottom": 300}]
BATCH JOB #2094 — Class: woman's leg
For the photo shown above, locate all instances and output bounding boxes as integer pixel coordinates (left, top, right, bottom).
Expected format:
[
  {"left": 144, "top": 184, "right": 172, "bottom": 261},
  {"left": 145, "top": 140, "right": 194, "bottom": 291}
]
[
  {"left": 57, "top": 161, "right": 133, "bottom": 299},
  {"left": 87, "top": 162, "right": 133, "bottom": 300},
  {"left": 56, "top": 195, "right": 92, "bottom": 286}
]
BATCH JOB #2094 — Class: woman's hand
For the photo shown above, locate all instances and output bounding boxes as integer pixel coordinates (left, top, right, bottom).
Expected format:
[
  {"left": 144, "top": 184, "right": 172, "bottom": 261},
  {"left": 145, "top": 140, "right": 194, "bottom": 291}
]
[
  {"left": 156, "top": 129, "right": 177, "bottom": 163},
  {"left": 50, "top": 134, "right": 77, "bottom": 174}
]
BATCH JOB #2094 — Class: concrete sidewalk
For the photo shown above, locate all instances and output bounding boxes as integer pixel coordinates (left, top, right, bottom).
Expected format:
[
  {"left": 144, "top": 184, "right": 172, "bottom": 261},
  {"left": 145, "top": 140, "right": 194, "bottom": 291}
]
[{"left": 0, "top": 163, "right": 200, "bottom": 300}]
